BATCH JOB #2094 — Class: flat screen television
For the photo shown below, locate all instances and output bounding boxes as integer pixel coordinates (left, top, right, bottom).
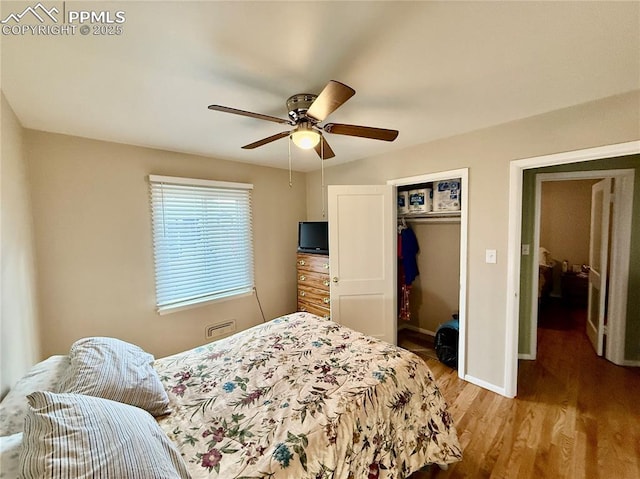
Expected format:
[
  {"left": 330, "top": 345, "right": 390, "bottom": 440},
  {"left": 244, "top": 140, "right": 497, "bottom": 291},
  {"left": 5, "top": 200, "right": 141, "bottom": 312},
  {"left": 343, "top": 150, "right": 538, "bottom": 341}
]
[{"left": 297, "top": 221, "right": 329, "bottom": 255}]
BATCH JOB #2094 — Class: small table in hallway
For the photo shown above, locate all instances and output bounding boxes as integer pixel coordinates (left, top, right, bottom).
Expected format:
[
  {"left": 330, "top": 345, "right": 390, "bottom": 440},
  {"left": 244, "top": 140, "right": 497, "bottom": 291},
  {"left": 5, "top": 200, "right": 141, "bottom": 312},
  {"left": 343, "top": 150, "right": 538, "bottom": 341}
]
[{"left": 561, "top": 271, "right": 588, "bottom": 308}]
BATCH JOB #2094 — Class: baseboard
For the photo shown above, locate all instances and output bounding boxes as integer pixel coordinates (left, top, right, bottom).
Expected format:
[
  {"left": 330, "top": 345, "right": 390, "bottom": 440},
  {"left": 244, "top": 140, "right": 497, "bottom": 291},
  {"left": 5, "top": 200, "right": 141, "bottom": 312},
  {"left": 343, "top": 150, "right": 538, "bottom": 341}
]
[
  {"left": 463, "top": 374, "right": 511, "bottom": 398},
  {"left": 518, "top": 353, "right": 536, "bottom": 360},
  {"left": 398, "top": 324, "right": 436, "bottom": 337},
  {"left": 621, "top": 359, "right": 640, "bottom": 367}
]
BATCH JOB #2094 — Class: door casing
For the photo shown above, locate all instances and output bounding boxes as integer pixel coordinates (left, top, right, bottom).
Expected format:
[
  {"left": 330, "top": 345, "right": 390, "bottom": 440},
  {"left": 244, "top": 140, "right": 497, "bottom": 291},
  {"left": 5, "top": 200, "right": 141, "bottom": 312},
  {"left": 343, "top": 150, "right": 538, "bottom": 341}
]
[{"left": 506, "top": 140, "right": 639, "bottom": 398}]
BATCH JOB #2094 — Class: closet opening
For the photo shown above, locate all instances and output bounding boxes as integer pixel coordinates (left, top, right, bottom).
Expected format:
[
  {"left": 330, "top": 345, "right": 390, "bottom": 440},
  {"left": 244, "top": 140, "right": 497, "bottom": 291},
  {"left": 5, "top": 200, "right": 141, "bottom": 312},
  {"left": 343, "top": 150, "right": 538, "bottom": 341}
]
[{"left": 388, "top": 169, "right": 468, "bottom": 380}]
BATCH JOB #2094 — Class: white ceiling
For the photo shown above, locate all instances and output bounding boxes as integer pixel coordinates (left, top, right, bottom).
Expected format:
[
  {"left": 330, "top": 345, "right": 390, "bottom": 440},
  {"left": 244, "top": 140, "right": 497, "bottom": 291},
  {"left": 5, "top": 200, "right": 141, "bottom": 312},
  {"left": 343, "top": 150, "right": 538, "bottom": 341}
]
[{"left": 2, "top": 1, "right": 639, "bottom": 172}]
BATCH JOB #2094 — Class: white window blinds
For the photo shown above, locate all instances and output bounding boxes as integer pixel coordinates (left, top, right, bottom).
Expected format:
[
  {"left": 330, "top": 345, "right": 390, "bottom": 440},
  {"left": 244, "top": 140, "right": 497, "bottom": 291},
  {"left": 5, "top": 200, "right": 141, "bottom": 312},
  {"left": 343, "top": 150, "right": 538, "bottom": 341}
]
[{"left": 149, "top": 175, "right": 254, "bottom": 313}]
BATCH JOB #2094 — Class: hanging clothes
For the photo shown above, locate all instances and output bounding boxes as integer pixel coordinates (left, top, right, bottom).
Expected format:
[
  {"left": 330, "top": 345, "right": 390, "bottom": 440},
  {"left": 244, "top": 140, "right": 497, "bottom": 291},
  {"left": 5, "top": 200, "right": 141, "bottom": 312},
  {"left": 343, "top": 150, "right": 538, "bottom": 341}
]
[
  {"left": 398, "top": 223, "right": 419, "bottom": 321},
  {"left": 400, "top": 226, "right": 419, "bottom": 284}
]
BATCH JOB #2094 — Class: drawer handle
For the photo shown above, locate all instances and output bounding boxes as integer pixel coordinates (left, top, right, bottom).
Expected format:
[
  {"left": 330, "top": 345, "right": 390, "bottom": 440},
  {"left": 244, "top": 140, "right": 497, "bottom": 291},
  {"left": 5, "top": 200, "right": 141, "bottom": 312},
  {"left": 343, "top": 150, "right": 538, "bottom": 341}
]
[
  {"left": 323, "top": 263, "right": 329, "bottom": 269},
  {"left": 299, "top": 275, "right": 306, "bottom": 281},
  {"left": 323, "top": 297, "right": 330, "bottom": 304},
  {"left": 323, "top": 280, "right": 330, "bottom": 287},
  {"left": 299, "top": 291, "right": 306, "bottom": 297},
  {"left": 298, "top": 260, "right": 306, "bottom": 266},
  {"left": 300, "top": 306, "right": 307, "bottom": 312}
]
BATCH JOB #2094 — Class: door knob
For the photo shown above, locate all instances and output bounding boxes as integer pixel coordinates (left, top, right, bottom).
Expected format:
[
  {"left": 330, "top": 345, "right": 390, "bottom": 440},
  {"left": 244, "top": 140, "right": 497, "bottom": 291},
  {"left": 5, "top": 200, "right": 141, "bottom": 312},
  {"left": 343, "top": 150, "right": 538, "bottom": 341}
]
[{"left": 332, "top": 277, "right": 339, "bottom": 283}]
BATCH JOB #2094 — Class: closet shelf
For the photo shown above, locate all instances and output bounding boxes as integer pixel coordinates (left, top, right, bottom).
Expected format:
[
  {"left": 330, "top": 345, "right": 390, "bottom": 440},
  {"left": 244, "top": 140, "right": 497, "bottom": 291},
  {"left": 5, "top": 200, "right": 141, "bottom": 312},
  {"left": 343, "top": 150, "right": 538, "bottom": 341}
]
[{"left": 399, "top": 212, "right": 461, "bottom": 223}]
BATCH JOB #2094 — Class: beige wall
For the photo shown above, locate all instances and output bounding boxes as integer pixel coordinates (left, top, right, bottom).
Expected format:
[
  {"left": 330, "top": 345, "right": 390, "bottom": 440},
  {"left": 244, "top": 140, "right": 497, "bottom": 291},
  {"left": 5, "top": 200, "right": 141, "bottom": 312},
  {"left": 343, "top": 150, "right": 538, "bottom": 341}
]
[
  {"left": 1, "top": 94, "right": 40, "bottom": 396},
  {"left": 26, "top": 131, "right": 307, "bottom": 359},
  {"left": 540, "top": 179, "right": 598, "bottom": 268},
  {"left": 306, "top": 90, "right": 640, "bottom": 390}
]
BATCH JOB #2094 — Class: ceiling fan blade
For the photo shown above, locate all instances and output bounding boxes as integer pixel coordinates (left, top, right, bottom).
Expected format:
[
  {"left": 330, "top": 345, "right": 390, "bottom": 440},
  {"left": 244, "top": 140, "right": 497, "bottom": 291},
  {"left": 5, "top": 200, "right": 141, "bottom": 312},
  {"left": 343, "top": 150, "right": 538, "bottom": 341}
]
[
  {"left": 306, "top": 81, "right": 356, "bottom": 122},
  {"left": 208, "top": 105, "right": 291, "bottom": 125},
  {"left": 323, "top": 123, "right": 399, "bottom": 142},
  {"left": 242, "top": 131, "right": 290, "bottom": 149},
  {"left": 314, "top": 136, "right": 336, "bottom": 160}
]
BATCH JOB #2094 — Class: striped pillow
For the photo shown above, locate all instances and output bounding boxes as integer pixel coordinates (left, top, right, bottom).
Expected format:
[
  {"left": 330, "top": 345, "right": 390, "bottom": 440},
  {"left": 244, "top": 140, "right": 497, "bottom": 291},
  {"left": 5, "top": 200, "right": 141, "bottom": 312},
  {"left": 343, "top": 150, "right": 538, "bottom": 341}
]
[
  {"left": 57, "top": 337, "right": 170, "bottom": 416},
  {"left": 19, "top": 391, "right": 191, "bottom": 479}
]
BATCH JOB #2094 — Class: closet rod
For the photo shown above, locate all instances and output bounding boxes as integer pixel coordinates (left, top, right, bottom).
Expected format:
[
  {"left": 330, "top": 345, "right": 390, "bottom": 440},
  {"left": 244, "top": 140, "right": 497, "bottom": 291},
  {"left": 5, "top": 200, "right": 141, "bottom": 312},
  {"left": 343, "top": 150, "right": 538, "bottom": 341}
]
[{"left": 402, "top": 216, "right": 461, "bottom": 224}]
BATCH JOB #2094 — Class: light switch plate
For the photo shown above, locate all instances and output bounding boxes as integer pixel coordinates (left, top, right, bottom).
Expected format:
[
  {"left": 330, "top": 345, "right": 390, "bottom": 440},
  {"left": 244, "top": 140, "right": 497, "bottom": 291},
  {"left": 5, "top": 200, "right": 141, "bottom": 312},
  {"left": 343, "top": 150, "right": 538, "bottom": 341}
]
[
  {"left": 486, "top": 249, "right": 497, "bottom": 264},
  {"left": 521, "top": 244, "right": 530, "bottom": 255}
]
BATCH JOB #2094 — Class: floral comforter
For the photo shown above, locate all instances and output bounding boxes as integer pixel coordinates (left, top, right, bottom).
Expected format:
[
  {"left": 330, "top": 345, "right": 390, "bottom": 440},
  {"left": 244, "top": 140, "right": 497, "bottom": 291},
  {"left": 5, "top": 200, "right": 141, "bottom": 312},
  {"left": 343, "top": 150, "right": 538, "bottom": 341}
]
[{"left": 155, "top": 312, "right": 462, "bottom": 478}]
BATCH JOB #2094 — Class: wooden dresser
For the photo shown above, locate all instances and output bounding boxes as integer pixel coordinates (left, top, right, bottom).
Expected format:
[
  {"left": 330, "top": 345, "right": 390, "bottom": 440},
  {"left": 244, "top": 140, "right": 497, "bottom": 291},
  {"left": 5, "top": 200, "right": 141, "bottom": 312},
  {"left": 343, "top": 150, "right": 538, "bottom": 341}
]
[{"left": 296, "top": 252, "right": 331, "bottom": 318}]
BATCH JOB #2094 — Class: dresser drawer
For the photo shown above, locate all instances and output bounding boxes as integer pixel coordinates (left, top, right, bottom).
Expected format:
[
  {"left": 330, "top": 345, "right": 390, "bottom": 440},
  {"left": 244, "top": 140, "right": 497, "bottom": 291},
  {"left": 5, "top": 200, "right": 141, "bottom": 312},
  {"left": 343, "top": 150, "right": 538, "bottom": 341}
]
[
  {"left": 296, "top": 253, "right": 330, "bottom": 274},
  {"left": 297, "top": 270, "right": 330, "bottom": 292},
  {"left": 297, "top": 300, "right": 330, "bottom": 319},
  {"left": 298, "top": 284, "right": 330, "bottom": 306}
]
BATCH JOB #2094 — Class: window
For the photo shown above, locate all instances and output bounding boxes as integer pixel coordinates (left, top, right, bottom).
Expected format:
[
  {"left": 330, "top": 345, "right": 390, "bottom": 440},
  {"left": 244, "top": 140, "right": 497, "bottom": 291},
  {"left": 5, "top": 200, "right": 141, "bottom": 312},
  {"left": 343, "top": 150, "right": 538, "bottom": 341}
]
[{"left": 149, "top": 175, "right": 254, "bottom": 313}]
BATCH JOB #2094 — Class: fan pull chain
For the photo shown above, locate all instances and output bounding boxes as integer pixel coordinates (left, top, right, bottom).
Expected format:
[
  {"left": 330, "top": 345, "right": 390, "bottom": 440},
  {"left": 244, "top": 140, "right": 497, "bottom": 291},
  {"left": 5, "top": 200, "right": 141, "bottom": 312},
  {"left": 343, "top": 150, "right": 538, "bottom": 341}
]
[
  {"left": 288, "top": 135, "right": 292, "bottom": 188},
  {"left": 321, "top": 137, "right": 326, "bottom": 218}
]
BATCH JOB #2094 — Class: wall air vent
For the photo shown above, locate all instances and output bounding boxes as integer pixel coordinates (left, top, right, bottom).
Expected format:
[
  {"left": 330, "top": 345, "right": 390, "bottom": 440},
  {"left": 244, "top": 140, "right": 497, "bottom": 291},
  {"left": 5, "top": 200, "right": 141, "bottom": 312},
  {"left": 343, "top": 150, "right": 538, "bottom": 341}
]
[{"left": 205, "top": 319, "right": 236, "bottom": 340}]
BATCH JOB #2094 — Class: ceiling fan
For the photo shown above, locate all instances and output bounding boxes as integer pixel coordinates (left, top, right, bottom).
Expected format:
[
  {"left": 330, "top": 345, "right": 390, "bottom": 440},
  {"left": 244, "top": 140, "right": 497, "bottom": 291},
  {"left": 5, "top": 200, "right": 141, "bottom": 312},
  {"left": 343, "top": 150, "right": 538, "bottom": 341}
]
[{"left": 208, "top": 80, "right": 399, "bottom": 160}]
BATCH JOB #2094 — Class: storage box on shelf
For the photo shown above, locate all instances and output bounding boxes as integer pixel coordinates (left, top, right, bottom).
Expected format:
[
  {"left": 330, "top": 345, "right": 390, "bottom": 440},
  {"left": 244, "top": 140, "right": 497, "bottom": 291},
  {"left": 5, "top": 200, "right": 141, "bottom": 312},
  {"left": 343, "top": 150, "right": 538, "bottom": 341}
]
[
  {"left": 432, "top": 179, "right": 461, "bottom": 212},
  {"left": 408, "top": 188, "right": 432, "bottom": 214},
  {"left": 398, "top": 178, "right": 461, "bottom": 221}
]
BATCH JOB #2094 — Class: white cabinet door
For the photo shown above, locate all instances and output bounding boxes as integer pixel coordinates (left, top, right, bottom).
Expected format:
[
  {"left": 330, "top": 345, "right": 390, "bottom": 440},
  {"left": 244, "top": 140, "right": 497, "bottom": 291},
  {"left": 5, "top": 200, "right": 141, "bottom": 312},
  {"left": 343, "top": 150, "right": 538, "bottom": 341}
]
[
  {"left": 327, "top": 185, "right": 396, "bottom": 344},
  {"left": 586, "top": 178, "right": 612, "bottom": 356}
]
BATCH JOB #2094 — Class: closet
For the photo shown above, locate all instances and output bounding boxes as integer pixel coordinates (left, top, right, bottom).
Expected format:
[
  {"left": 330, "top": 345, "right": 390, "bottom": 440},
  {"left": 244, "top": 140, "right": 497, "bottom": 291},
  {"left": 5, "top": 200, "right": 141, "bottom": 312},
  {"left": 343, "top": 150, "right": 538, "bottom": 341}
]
[
  {"left": 326, "top": 170, "right": 467, "bottom": 373},
  {"left": 392, "top": 173, "right": 465, "bottom": 344}
]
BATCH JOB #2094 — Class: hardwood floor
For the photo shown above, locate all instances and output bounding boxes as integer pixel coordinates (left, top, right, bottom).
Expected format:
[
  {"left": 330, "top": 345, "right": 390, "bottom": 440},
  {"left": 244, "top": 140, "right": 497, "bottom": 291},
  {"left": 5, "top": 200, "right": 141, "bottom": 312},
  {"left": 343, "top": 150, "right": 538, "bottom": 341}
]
[{"left": 403, "top": 304, "right": 640, "bottom": 479}]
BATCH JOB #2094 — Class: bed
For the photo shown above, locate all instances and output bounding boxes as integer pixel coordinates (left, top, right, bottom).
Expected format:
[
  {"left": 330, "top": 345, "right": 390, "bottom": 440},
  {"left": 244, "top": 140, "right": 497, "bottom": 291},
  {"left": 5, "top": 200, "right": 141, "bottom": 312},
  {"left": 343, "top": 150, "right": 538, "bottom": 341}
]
[{"left": 1, "top": 312, "right": 462, "bottom": 478}]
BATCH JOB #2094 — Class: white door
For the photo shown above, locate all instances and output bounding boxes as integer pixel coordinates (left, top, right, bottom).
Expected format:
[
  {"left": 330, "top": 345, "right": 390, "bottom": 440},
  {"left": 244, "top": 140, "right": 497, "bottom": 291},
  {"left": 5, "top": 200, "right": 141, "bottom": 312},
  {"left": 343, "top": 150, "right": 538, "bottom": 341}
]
[
  {"left": 327, "top": 185, "right": 397, "bottom": 344},
  {"left": 586, "top": 178, "right": 612, "bottom": 356}
]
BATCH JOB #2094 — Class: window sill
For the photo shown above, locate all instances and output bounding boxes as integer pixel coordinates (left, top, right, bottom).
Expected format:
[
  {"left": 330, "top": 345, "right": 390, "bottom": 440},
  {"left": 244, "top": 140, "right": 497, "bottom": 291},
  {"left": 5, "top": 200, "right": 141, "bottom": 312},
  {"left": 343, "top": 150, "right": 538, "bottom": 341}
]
[{"left": 157, "top": 288, "right": 254, "bottom": 315}]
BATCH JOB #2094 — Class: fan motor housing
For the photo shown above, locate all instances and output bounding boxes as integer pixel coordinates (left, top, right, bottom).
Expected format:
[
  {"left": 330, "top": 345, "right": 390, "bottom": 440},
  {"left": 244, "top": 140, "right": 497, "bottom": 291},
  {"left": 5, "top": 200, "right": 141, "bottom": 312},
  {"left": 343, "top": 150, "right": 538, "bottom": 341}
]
[{"left": 287, "top": 94, "right": 317, "bottom": 122}]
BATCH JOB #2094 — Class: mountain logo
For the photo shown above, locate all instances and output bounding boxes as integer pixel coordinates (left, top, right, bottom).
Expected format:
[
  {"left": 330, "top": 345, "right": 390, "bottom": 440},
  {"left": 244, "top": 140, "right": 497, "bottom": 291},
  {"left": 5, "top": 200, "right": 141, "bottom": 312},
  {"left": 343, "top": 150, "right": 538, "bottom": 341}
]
[{"left": 1, "top": 3, "right": 59, "bottom": 24}]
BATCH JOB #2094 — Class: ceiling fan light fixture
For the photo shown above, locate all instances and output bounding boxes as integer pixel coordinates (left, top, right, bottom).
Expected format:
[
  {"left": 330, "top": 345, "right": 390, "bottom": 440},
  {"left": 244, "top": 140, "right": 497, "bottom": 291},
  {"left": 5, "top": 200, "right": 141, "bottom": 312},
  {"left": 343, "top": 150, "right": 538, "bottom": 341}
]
[
  {"left": 209, "top": 80, "right": 397, "bottom": 161},
  {"left": 291, "top": 126, "right": 320, "bottom": 150}
]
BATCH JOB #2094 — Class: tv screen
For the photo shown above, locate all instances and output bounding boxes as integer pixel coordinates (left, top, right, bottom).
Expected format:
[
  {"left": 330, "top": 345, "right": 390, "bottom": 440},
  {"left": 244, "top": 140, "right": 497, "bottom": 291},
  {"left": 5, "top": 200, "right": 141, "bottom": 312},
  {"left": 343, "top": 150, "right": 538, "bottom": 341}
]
[{"left": 298, "top": 221, "right": 329, "bottom": 254}]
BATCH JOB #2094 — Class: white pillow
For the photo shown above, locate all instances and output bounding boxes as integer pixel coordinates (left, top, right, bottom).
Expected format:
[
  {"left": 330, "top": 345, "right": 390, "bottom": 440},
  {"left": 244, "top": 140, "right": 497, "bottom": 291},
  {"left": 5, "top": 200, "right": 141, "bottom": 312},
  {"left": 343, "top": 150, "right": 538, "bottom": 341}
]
[
  {"left": 0, "top": 355, "right": 69, "bottom": 436},
  {"left": 0, "top": 432, "right": 23, "bottom": 478},
  {"left": 19, "top": 391, "right": 191, "bottom": 479},
  {"left": 57, "top": 337, "right": 170, "bottom": 416}
]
